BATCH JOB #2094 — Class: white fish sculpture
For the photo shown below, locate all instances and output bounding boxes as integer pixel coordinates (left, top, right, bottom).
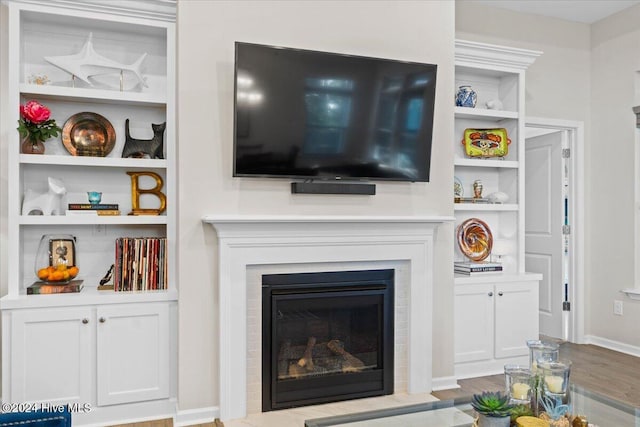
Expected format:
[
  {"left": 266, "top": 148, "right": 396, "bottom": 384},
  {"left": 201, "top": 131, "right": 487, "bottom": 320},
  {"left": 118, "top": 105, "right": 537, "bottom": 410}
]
[{"left": 44, "top": 33, "right": 148, "bottom": 88}]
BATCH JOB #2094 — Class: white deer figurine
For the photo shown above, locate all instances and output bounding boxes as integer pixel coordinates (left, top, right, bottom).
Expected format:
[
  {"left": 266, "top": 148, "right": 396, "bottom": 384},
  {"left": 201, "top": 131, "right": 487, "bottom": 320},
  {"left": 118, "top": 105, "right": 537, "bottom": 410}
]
[{"left": 22, "top": 177, "right": 67, "bottom": 215}]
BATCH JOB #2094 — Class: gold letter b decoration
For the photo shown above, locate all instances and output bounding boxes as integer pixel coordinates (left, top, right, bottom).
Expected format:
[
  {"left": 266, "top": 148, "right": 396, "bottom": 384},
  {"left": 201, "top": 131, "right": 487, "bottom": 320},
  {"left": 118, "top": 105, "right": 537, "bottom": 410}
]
[{"left": 127, "top": 171, "right": 166, "bottom": 215}]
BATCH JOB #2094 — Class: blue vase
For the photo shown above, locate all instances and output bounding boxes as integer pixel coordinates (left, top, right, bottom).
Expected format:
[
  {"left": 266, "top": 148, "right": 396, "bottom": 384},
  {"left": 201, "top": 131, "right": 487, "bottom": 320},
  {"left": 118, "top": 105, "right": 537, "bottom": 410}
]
[{"left": 455, "top": 85, "right": 477, "bottom": 108}]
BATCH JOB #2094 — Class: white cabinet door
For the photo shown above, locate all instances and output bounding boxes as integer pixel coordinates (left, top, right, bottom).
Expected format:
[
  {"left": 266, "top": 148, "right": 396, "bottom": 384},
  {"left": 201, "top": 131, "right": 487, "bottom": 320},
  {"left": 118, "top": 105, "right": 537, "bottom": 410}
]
[
  {"left": 454, "top": 283, "right": 495, "bottom": 363},
  {"left": 96, "top": 303, "right": 170, "bottom": 406},
  {"left": 10, "top": 307, "right": 93, "bottom": 404},
  {"left": 494, "top": 281, "right": 539, "bottom": 358}
]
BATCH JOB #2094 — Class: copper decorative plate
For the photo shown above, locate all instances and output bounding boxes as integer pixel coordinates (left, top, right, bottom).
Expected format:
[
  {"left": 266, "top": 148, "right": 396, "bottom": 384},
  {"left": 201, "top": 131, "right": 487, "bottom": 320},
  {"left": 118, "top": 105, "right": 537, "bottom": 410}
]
[
  {"left": 457, "top": 218, "right": 493, "bottom": 262},
  {"left": 62, "top": 112, "right": 116, "bottom": 157}
]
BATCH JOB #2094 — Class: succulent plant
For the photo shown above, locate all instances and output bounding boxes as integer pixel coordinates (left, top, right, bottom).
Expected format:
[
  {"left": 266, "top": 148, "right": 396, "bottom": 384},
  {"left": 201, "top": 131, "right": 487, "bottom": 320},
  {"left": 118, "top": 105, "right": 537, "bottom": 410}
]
[
  {"left": 510, "top": 404, "right": 534, "bottom": 422},
  {"left": 471, "top": 391, "right": 514, "bottom": 417}
]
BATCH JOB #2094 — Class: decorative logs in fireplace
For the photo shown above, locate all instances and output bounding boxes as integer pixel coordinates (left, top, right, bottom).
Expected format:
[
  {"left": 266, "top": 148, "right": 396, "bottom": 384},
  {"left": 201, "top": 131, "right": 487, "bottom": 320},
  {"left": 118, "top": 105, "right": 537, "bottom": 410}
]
[
  {"left": 280, "top": 337, "right": 368, "bottom": 380},
  {"left": 262, "top": 269, "right": 394, "bottom": 411}
]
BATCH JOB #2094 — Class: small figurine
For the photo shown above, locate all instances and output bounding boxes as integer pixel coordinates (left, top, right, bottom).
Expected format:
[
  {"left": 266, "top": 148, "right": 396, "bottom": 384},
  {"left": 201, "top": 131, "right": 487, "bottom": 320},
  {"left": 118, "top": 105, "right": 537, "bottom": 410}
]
[
  {"left": 122, "top": 119, "right": 165, "bottom": 159},
  {"left": 22, "top": 177, "right": 67, "bottom": 215},
  {"left": 100, "top": 264, "right": 114, "bottom": 286},
  {"left": 473, "top": 179, "right": 483, "bottom": 199}
]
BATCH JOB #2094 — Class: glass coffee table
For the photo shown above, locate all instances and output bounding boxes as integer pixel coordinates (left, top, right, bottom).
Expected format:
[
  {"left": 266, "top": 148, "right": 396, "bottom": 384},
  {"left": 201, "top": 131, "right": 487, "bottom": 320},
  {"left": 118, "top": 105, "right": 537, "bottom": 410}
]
[{"left": 305, "top": 384, "right": 639, "bottom": 427}]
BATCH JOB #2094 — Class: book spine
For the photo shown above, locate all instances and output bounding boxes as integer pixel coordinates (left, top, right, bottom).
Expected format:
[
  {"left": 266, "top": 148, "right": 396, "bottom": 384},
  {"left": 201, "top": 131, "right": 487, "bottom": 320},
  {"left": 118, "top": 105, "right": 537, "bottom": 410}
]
[
  {"left": 456, "top": 266, "right": 503, "bottom": 272},
  {"left": 68, "top": 203, "right": 119, "bottom": 210}
]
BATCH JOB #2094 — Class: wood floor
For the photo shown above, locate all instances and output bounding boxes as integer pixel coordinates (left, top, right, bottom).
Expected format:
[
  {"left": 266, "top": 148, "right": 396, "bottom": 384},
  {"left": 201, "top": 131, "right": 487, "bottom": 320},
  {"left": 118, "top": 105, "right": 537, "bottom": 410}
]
[{"left": 432, "top": 342, "right": 640, "bottom": 408}]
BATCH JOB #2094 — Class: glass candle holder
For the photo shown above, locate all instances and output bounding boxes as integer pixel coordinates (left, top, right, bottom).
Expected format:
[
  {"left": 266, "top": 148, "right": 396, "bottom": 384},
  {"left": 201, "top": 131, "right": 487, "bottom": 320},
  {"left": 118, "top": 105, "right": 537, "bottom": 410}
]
[
  {"left": 539, "top": 359, "right": 571, "bottom": 398},
  {"left": 504, "top": 364, "right": 533, "bottom": 404},
  {"left": 527, "top": 340, "right": 559, "bottom": 373},
  {"left": 87, "top": 191, "right": 102, "bottom": 205}
]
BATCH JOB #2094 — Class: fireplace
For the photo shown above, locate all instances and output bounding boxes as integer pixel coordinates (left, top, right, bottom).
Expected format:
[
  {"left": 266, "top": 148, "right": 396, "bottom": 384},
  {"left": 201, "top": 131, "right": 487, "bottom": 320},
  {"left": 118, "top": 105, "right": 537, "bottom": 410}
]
[
  {"left": 262, "top": 269, "right": 394, "bottom": 411},
  {"left": 203, "top": 215, "right": 447, "bottom": 420}
]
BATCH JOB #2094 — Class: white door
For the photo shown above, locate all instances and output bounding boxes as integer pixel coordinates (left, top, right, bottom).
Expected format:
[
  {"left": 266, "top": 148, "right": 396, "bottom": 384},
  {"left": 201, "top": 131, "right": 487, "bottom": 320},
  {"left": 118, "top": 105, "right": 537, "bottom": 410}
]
[
  {"left": 525, "top": 130, "right": 565, "bottom": 339},
  {"left": 10, "top": 307, "right": 93, "bottom": 404},
  {"left": 97, "top": 303, "right": 170, "bottom": 405}
]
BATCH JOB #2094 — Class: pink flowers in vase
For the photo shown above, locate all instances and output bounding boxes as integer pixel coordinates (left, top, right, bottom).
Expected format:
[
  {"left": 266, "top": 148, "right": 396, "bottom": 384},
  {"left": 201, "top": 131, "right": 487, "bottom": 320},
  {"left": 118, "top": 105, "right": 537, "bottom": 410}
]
[{"left": 17, "top": 100, "right": 61, "bottom": 153}]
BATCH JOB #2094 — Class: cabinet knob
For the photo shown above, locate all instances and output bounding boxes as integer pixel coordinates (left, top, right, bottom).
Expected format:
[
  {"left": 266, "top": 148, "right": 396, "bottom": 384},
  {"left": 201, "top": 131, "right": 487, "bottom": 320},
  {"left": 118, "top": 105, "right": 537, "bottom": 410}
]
[
  {"left": 488, "top": 292, "right": 493, "bottom": 297},
  {"left": 99, "top": 317, "right": 106, "bottom": 323},
  {"left": 498, "top": 291, "right": 504, "bottom": 296},
  {"left": 82, "top": 318, "right": 89, "bottom": 324}
]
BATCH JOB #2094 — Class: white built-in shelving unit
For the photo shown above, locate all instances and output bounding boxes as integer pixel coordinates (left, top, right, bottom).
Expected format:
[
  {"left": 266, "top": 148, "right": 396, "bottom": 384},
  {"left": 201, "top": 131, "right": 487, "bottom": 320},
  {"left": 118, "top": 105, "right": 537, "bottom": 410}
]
[
  {"left": 453, "top": 40, "right": 543, "bottom": 379},
  {"left": 1, "top": 1, "right": 177, "bottom": 424}
]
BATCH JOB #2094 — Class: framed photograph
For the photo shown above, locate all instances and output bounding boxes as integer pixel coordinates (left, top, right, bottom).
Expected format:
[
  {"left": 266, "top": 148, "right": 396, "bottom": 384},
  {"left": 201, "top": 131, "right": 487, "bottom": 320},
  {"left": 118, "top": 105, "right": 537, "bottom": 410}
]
[{"left": 49, "top": 238, "right": 76, "bottom": 267}]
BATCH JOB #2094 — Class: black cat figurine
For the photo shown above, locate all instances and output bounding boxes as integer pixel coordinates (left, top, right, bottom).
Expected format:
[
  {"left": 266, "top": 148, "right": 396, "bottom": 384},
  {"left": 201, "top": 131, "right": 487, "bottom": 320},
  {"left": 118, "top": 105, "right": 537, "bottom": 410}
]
[{"left": 122, "top": 118, "right": 166, "bottom": 159}]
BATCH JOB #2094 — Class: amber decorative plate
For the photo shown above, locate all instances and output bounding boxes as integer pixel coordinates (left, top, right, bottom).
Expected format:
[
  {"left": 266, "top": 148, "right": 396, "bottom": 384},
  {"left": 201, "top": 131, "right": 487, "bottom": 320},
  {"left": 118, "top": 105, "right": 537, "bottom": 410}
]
[
  {"left": 457, "top": 218, "right": 493, "bottom": 262},
  {"left": 62, "top": 112, "right": 116, "bottom": 157}
]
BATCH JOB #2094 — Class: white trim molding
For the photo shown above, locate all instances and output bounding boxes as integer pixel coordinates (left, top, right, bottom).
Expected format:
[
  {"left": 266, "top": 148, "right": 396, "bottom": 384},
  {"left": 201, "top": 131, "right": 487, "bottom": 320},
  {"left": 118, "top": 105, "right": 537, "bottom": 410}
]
[
  {"left": 455, "top": 39, "right": 542, "bottom": 71},
  {"left": 584, "top": 335, "right": 640, "bottom": 359},
  {"left": 6, "top": 0, "right": 176, "bottom": 21},
  {"left": 202, "top": 215, "right": 452, "bottom": 421},
  {"left": 174, "top": 406, "right": 220, "bottom": 427}
]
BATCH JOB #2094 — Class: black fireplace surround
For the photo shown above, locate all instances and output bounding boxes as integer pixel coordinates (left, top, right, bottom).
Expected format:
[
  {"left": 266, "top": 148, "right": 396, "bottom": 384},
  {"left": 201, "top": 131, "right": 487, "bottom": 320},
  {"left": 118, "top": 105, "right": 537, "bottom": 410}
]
[{"left": 262, "top": 269, "right": 394, "bottom": 411}]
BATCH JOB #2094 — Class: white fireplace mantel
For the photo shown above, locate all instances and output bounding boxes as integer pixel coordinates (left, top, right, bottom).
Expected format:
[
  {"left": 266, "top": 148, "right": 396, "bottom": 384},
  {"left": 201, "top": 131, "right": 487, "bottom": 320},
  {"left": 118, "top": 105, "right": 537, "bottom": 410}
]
[{"left": 202, "top": 215, "right": 453, "bottom": 421}]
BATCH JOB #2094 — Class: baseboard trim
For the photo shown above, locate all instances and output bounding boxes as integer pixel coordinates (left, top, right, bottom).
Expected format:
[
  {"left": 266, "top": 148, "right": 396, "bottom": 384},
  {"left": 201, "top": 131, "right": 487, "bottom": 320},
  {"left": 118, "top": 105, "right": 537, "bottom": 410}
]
[
  {"left": 583, "top": 335, "right": 640, "bottom": 358},
  {"left": 174, "top": 406, "right": 220, "bottom": 427},
  {"left": 431, "top": 376, "right": 460, "bottom": 391}
]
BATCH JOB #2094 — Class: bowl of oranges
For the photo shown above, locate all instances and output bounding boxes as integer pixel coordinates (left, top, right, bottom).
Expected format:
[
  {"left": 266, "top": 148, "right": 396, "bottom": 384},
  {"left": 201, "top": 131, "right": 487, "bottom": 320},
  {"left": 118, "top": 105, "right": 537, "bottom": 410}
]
[{"left": 37, "top": 263, "right": 79, "bottom": 284}]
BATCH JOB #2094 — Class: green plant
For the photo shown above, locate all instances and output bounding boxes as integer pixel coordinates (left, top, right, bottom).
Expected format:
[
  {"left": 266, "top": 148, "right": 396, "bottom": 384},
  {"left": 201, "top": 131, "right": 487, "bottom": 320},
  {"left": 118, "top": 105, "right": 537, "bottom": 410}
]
[
  {"left": 471, "top": 391, "right": 514, "bottom": 418},
  {"left": 509, "top": 404, "right": 534, "bottom": 422}
]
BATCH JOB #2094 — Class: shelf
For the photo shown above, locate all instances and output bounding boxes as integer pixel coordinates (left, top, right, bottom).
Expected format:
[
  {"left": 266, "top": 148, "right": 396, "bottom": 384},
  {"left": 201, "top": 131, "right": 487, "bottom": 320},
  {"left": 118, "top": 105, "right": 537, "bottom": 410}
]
[
  {"left": 454, "top": 158, "right": 518, "bottom": 168},
  {"left": 0, "top": 287, "right": 178, "bottom": 310},
  {"left": 620, "top": 289, "right": 640, "bottom": 300},
  {"left": 20, "top": 84, "right": 167, "bottom": 107},
  {"left": 454, "top": 106, "right": 518, "bottom": 120},
  {"left": 20, "top": 154, "right": 167, "bottom": 169},
  {"left": 454, "top": 203, "right": 518, "bottom": 212},
  {"left": 454, "top": 272, "right": 543, "bottom": 285},
  {"left": 19, "top": 215, "right": 167, "bottom": 225}
]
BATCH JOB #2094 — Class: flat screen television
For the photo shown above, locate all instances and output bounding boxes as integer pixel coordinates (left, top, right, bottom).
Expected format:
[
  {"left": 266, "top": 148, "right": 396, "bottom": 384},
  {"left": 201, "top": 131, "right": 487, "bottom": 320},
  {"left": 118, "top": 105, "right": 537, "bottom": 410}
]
[{"left": 233, "top": 42, "right": 438, "bottom": 182}]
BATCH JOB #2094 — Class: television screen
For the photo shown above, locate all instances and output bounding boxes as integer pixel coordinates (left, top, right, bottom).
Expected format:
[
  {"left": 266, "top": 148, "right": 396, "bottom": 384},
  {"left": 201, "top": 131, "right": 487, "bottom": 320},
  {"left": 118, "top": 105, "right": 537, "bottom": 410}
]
[{"left": 233, "top": 42, "right": 438, "bottom": 182}]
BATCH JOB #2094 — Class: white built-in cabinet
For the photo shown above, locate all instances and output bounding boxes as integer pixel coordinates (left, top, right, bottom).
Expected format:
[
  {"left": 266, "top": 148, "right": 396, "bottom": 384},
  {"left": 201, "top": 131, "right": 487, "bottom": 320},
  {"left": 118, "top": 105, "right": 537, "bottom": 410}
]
[
  {"left": 453, "top": 40, "right": 543, "bottom": 378},
  {"left": 1, "top": 1, "right": 177, "bottom": 424}
]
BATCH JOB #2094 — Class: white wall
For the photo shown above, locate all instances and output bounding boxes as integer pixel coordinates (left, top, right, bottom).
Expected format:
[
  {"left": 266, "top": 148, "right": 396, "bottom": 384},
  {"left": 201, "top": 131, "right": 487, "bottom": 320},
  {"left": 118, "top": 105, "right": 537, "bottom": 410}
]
[
  {"left": 589, "top": 5, "right": 640, "bottom": 348},
  {"left": 176, "top": 0, "right": 455, "bottom": 411}
]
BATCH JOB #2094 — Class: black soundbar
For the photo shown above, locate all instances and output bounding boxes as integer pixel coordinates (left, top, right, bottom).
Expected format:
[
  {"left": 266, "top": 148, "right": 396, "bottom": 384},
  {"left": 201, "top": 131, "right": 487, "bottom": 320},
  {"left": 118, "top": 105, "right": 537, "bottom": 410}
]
[{"left": 291, "top": 182, "right": 376, "bottom": 195}]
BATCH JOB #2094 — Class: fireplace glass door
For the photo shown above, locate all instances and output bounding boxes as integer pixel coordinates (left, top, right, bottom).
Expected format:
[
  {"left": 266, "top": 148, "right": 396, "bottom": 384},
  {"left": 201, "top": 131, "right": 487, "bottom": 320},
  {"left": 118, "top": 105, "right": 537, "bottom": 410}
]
[{"left": 262, "top": 269, "right": 394, "bottom": 411}]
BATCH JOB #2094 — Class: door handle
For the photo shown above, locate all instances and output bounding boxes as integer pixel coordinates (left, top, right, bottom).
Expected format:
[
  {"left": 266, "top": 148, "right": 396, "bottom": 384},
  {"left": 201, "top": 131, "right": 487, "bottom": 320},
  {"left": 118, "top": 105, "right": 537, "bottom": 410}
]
[
  {"left": 99, "top": 317, "right": 106, "bottom": 323},
  {"left": 488, "top": 292, "right": 493, "bottom": 297},
  {"left": 498, "top": 291, "right": 504, "bottom": 296},
  {"left": 82, "top": 318, "right": 89, "bottom": 324}
]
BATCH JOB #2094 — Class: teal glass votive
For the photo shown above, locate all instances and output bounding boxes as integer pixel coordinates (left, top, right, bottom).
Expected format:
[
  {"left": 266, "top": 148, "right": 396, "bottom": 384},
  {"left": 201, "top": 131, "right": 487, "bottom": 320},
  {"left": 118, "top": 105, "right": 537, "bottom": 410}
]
[{"left": 87, "top": 191, "right": 102, "bottom": 205}]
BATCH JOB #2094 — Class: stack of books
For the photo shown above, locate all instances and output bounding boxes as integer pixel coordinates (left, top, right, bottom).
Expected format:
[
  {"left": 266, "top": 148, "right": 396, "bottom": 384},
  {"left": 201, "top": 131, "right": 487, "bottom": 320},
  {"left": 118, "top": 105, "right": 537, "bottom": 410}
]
[
  {"left": 454, "top": 261, "right": 503, "bottom": 275},
  {"left": 114, "top": 237, "right": 167, "bottom": 292},
  {"left": 67, "top": 203, "right": 120, "bottom": 216},
  {"left": 27, "top": 279, "right": 84, "bottom": 295}
]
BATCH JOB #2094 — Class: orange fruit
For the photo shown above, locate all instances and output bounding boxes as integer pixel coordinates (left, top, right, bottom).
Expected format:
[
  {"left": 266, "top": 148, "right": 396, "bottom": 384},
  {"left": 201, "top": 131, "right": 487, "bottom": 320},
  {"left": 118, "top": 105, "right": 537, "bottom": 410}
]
[
  {"left": 37, "top": 268, "right": 49, "bottom": 280},
  {"left": 62, "top": 271, "right": 70, "bottom": 281},
  {"left": 47, "top": 266, "right": 56, "bottom": 274},
  {"left": 56, "top": 263, "right": 67, "bottom": 271},
  {"left": 68, "top": 266, "right": 79, "bottom": 278},
  {"left": 49, "top": 271, "right": 64, "bottom": 282}
]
